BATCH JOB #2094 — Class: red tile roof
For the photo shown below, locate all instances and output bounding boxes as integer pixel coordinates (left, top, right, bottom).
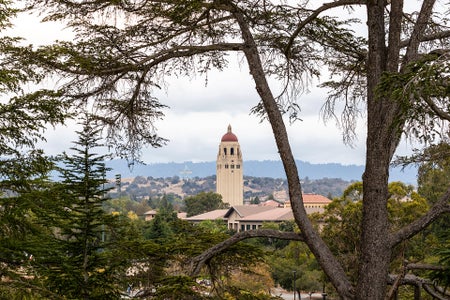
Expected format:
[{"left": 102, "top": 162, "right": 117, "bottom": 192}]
[
  {"left": 302, "top": 194, "right": 331, "bottom": 204},
  {"left": 185, "top": 209, "right": 229, "bottom": 221},
  {"left": 240, "top": 207, "right": 293, "bottom": 221}
]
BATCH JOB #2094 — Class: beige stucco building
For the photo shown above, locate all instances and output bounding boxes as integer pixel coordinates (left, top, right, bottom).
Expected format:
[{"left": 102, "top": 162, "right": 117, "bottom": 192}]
[
  {"left": 216, "top": 125, "right": 243, "bottom": 207},
  {"left": 185, "top": 193, "right": 332, "bottom": 232}
]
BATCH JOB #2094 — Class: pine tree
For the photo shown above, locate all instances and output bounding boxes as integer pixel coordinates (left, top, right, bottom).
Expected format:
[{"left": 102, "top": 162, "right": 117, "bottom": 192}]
[{"left": 34, "top": 116, "right": 131, "bottom": 299}]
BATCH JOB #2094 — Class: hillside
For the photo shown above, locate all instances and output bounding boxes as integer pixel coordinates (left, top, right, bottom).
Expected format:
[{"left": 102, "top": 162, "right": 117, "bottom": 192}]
[{"left": 108, "top": 175, "right": 353, "bottom": 201}]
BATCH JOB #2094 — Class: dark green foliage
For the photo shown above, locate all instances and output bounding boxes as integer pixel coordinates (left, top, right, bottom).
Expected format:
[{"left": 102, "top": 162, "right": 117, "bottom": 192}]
[
  {"left": 415, "top": 142, "right": 450, "bottom": 290},
  {"left": 417, "top": 142, "right": 450, "bottom": 205},
  {"left": 154, "top": 275, "right": 202, "bottom": 300},
  {"left": 430, "top": 229, "right": 450, "bottom": 289},
  {"left": 221, "top": 287, "right": 283, "bottom": 300},
  {"left": 377, "top": 55, "right": 449, "bottom": 144},
  {"left": 184, "top": 191, "right": 228, "bottom": 217},
  {"left": 30, "top": 117, "right": 132, "bottom": 299},
  {"left": 267, "top": 241, "right": 322, "bottom": 293},
  {"left": 144, "top": 195, "right": 178, "bottom": 241},
  {"left": 0, "top": 151, "right": 59, "bottom": 297},
  {"left": 250, "top": 196, "right": 261, "bottom": 204},
  {"left": 0, "top": 4, "right": 71, "bottom": 292}
]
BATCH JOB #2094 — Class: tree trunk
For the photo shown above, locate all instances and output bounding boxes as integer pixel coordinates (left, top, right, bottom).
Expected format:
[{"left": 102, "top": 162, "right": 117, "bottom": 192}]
[
  {"left": 356, "top": 2, "right": 393, "bottom": 299},
  {"left": 414, "top": 285, "right": 421, "bottom": 300}
]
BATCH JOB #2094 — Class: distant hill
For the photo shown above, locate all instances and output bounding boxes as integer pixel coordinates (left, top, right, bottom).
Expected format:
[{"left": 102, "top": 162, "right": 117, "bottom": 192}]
[
  {"left": 109, "top": 175, "right": 352, "bottom": 200},
  {"left": 105, "top": 159, "right": 417, "bottom": 184}
]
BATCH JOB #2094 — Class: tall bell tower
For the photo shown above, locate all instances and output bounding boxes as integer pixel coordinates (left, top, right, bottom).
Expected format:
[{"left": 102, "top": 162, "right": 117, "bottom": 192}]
[{"left": 216, "top": 125, "right": 243, "bottom": 206}]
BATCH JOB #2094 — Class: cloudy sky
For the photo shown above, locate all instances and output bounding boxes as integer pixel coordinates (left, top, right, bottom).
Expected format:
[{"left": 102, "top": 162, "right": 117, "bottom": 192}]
[{"left": 13, "top": 7, "right": 416, "bottom": 167}]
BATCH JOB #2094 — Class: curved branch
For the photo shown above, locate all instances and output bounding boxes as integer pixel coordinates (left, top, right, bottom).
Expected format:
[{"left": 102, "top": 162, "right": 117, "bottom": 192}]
[
  {"left": 388, "top": 273, "right": 449, "bottom": 299},
  {"left": 390, "top": 186, "right": 450, "bottom": 247},
  {"left": 403, "top": 0, "right": 436, "bottom": 63},
  {"left": 422, "top": 96, "right": 450, "bottom": 122},
  {"left": 285, "top": 0, "right": 366, "bottom": 56},
  {"left": 399, "top": 30, "right": 450, "bottom": 48},
  {"left": 189, "top": 229, "right": 304, "bottom": 276},
  {"left": 37, "top": 43, "right": 245, "bottom": 76},
  {"left": 423, "top": 283, "right": 449, "bottom": 300}
]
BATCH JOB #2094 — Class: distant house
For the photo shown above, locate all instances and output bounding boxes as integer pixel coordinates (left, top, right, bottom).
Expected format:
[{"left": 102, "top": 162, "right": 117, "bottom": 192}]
[
  {"left": 144, "top": 210, "right": 188, "bottom": 221},
  {"left": 143, "top": 210, "right": 158, "bottom": 221},
  {"left": 284, "top": 193, "right": 332, "bottom": 214},
  {"left": 183, "top": 209, "right": 229, "bottom": 223},
  {"left": 185, "top": 193, "right": 331, "bottom": 232},
  {"left": 225, "top": 206, "right": 292, "bottom": 232}
]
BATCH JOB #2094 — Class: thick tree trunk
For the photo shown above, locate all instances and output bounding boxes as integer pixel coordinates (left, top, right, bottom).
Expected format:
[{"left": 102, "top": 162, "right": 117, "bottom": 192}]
[
  {"left": 356, "top": 2, "right": 393, "bottom": 299},
  {"left": 356, "top": 1, "right": 439, "bottom": 298}
]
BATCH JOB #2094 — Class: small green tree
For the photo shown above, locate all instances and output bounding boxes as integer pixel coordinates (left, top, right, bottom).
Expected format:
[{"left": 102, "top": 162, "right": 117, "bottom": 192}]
[
  {"left": 144, "top": 194, "right": 179, "bottom": 241},
  {"left": 250, "top": 196, "right": 261, "bottom": 205}
]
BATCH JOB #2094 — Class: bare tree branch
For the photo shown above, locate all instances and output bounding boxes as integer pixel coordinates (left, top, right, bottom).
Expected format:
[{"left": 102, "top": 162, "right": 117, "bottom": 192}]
[
  {"left": 389, "top": 186, "right": 450, "bottom": 247},
  {"left": 422, "top": 95, "right": 450, "bottom": 122},
  {"left": 285, "top": 0, "right": 366, "bottom": 56},
  {"left": 37, "top": 43, "right": 245, "bottom": 76},
  {"left": 403, "top": 0, "right": 436, "bottom": 63},
  {"left": 189, "top": 229, "right": 304, "bottom": 276},
  {"left": 387, "top": 273, "right": 449, "bottom": 299},
  {"left": 407, "top": 263, "right": 447, "bottom": 271},
  {"left": 423, "top": 283, "right": 449, "bottom": 300},
  {"left": 400, "top": 30, "right": 450, "bottom": 48},
  {"left": 385, "top": 263, "right": 407, "bottom": 300},
  {"left": 388, "top": 273, "right": 428, "bottom": 285}
]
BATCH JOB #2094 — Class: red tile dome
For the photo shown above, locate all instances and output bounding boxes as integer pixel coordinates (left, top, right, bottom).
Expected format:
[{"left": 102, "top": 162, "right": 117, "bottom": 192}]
[{"left": 221, "top": 125, "right": 238, "bottom": 142}]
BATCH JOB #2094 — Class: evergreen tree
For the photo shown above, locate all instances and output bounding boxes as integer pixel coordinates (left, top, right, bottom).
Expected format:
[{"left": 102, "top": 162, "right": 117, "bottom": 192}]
[
  {"left": 33, "top": 117, "right": 131, "bottom": 299},
  {"left": 0, "top": 2, "right": 67, "bottom": 296},
  {"left": 144, "top": 194, "right": 178, "bottom": 241}
]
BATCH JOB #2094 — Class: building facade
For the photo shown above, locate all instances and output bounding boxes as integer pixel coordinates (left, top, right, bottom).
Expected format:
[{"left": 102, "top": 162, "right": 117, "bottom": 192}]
[{"left": 216, "top": 125, "right": 243, "bottom": 206}]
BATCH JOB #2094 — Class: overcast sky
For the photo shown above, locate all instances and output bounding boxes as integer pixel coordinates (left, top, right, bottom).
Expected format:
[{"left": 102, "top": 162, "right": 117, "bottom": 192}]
[{"left": 12, "top": 7, "right": 417, "bottom": 167}]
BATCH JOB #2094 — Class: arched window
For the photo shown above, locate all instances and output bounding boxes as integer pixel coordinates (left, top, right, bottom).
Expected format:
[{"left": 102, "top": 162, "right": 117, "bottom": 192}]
[
  {"left": 230, "top": 147, "right": 234, "bottom": 155},
  {"left": 223, "top": 147, "right": 227, "bottom": 155}
]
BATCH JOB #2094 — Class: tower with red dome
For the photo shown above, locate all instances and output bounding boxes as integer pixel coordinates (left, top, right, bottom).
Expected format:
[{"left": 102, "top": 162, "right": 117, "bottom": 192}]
[{"left": 216, "top": 125, "right": 243, "bottom": 206}]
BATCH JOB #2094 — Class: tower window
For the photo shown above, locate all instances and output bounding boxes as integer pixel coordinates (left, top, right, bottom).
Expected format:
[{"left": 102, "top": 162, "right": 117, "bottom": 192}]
[
  {"left": 224, "top": 147, "right": 227, "bottom": 155},
  {"left": 225, "top": 164, "right": 229, "bottom": 169},
  {"left": 231, "top": 164, "right": 235, "bottom": 169},
  {"left": 230, "top": 147, "right": 234, "bottom": 155},
  {"left": 236, "top": 164, "right": 240, "bottom": 169}
]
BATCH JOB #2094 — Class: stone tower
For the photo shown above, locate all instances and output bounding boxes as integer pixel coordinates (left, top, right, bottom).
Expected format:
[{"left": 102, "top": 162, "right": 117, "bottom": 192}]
[{"left": 216, "top": 125, "right": 243, "bottom": 206}]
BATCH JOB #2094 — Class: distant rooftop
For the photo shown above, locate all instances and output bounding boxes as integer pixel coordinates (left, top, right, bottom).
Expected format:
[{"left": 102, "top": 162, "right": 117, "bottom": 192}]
[{"left": 185, "top": 209, "right": 229, "bottom": 221}]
